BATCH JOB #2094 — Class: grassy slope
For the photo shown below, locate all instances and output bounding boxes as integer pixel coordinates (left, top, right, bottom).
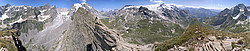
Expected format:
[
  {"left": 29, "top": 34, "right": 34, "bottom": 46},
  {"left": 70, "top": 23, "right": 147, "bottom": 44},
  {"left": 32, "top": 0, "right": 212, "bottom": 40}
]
[
  {"left": 155, "top": 25, "right": 250, "bottom": 51},
  {"left": 189, "top": 18, "right": 213, "bottom": 29},
  {"left": 0, "top": 29, "right": 18, "bottom": 51},
  {"left": 101, "top": 18, "right": 184, "bottom": 44}
]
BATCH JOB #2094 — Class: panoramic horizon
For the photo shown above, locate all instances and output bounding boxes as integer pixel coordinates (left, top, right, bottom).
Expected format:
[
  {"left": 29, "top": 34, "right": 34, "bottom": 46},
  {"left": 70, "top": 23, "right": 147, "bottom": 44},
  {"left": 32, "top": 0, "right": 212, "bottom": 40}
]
[
  {"left": 0, "top": 0, "right": 250, "bottom": 51},
  {"left": 0, "top": 0, "right": 250, "bottom": 11}
]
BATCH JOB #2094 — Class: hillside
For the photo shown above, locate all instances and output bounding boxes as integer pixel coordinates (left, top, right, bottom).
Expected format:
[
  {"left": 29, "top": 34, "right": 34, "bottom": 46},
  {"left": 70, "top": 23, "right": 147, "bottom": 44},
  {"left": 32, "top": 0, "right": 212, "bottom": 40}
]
[
  {"left": 101, "top": 3, "right": 192, "bottom": 45},
  {"left": 0, "top": 1, "right": 250, "bottom": 51},
  {"left": 156, "top": 25, "right": 250, "bottom": 51}
]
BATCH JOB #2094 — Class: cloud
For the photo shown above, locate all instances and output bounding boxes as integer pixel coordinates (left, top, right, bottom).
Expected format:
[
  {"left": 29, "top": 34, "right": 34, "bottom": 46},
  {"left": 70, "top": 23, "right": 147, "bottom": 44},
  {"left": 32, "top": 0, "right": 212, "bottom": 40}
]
[
  {"left": 150, "top": 0, "right": 163, "bottom": 3},
  {"left": 80, "top": 0, "right": 86, "bottom": 3}
]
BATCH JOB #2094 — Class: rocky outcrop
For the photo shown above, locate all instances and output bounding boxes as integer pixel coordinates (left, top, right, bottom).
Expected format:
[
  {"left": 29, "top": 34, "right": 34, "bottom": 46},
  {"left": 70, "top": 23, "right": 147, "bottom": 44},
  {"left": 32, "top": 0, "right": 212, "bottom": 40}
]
[
  {"left": 50, "top": 7, "right": 118, "bottom": 51},
  {"left": 69, "top": 3, "right": 105, "bottom": 19},
  {"left": 156, "top": 25, "right": 250, "bottom": 51},
  {"left": 0, "top": 29, "right": 18, "bottom": 51}
]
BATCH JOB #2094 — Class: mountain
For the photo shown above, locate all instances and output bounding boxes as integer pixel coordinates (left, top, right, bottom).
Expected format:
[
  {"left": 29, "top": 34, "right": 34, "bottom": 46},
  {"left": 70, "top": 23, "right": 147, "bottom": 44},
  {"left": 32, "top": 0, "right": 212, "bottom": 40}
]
[
  {"left": 100, "top": 3, "right": 193, "bottom": 44},
  {"left": 0, "top": 4, "right": 11, "bottom": 17},
  {"left": 156, "top": 25, "right": 250, "bottom": 51},
  {"left": 183, "top": 7, "right": 220, "bottom": 18},
  {"left": 1, "top": 2, "right": 249, "bottom": 51},
  {"left": 0, "top": 3, "right": 155, "bottom": 51},
  {"left": 100, "top": 9, "right": 118, "bottom": 16},
  {"left": 69, "top": 3, "right": 105, "bottom": 19},
  {"left": 202, "top": 4, "right": 250, "bottom": 33}
]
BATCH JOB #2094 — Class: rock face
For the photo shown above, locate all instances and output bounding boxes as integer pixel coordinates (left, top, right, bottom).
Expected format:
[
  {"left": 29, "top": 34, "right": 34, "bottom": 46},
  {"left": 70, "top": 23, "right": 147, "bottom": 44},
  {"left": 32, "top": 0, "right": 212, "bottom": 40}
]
[
  {"left": 50, "top": 7, "right": 117, "bottom": 51},
  {"left": 169, "top": 35, "right": 245, "bottom": 51},
  {"left": 69, "top": 3, "right": 105, "bottom": 19},
  {"left": 50, "top": 7, "right": 154, "bottom": 51}
]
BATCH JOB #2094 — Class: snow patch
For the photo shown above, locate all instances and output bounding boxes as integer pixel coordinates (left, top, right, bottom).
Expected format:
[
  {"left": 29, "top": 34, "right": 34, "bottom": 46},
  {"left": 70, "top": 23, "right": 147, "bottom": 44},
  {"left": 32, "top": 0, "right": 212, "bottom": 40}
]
[
  {"left": 123, "top": 6, "right": 140, "bottom": 9},
  {"left": 248, "top": 16, "right": 250, "bottom": 19},
  {"left": 38, "top": 15, "right": 50, "bottom": 21},
  {"left": 24, "top": 7, "right": 27, "bottom": 9},
  {"left": 73, "top": 3, "right": 90, "bottom": 11},
  {"left": 0, "top": 14, "right": 9, "bottom": 20},
  {"left": 141, "top": 3, "right": 181, "bottom": 11},
  {"left": 233, "top": 11, "right": 244, "bottom": 19},
  {"left": 142, "top": 4, "right": 160, "bottom": 11},
  {"left": 73, "top": 3, "right": 83, "bottom": 10},
  {"left": 40, "top": 9, "right": 47, "bottom": 13},
  {"left": 9, "top": 16, "right": 27, "bottom": 25},
  {"left": 171, "top": 29, "right": 175, "bottom": 33},
  {"left": 240, "top": 9, "right": 244, "bottom": 11},
  {"left": 236, "top": 21, "right": 244, "bottom": 24}
]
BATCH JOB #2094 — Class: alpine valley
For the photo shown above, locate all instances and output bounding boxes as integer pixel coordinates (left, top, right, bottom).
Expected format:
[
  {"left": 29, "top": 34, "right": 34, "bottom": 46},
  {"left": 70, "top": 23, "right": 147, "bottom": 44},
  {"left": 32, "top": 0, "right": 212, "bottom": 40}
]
[{"left": 0, "top": 1, "right": 249, "bottom": 51}]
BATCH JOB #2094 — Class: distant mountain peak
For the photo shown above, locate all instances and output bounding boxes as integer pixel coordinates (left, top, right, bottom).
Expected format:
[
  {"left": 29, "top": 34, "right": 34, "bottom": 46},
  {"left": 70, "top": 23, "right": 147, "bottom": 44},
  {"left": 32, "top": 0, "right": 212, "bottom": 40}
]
[
  {"left": 236, "top": 3, "right": 245, "bottom": 7},
  {"left": 5, "top": 4, "right": 11, "bottom": 7},
  {"left": 233, "top": 3, "right": 247, "bottom": 10},
  {"left": 70, "top": 3, "right": 104, "bottom": 18},
  {"left": 224, "top": 8, "right": 230, "bottom": 10},
  {"left": 44, "top": 3, "right": 51, "bottom": 8},
  {"left": 124, "top": 5, "right": 135, "bottom": 7}
]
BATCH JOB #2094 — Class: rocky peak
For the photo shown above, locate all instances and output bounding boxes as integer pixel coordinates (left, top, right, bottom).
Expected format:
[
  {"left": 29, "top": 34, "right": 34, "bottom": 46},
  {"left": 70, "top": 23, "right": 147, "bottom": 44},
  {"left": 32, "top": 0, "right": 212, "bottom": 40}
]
[
  {"left": 158, "top": 3, "right": 178, "bottom": 10},
  {"left": 236, "top": 4, "right": 246, "bottom": 9},
  {"left": 224, "top": 8, "right": 230, "bottom": 11},
  {"left": 218, "top": 8, "right": 230, "bottom": 15},
  {"left": 124, "top": 5, "right": 135, "bottom": 7},
  {"left": 4, "top": 4, "right": 11, "bottom": 7},
  {"left": 138, "top": 6, "right": 149, "bottom": 12},
  {"left": 69, "top": 3, "right": 104, "bottom": 18},
  {"left": 231, "top": 4, "right": 247, "bottom": 12},
  {"left": 51, "top": 7, "right": 118, "bottom": 51},
  {"left": 52, "top": 5, "right": 56, "bottom": 8},
  {"left": 44, "top": 3, "right": 51, "bottom": 8},
  {"left": 120, "top": 5, "right": 138, "bottom": 10}
]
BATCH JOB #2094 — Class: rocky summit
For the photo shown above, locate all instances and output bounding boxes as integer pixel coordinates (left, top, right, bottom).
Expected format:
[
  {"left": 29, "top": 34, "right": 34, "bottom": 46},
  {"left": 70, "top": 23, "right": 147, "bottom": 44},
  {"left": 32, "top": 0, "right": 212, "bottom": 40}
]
[{"left": 0, "top": 1, "right": 250, "bottom": 51}]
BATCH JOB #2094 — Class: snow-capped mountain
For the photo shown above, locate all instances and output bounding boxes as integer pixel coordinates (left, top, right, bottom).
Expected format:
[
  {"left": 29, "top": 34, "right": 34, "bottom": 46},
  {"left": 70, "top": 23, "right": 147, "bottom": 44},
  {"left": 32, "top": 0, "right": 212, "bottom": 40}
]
[
  {"left": 0, "top": 4, "right": 59, "bottom": 29},
  {"left": 100, "top": 3, "right": 193, "bottom": 44},
  {"left": 202, "top": 4, "right": 250, "bottom": 33},
  {"left": 0, "top": 3, "right": 150, "bottom": 51},
  {"left": 1, "top": 4, "right": 72, "bottom": 50},
  {"left": 69, "top": 3, "right": 105, "bottom": 19},
  {"left": 0, "top": 2, "right": 250, "bottom": 51},
  {"left": 117, "top": 3, "right": 192, "bottom": 24}
]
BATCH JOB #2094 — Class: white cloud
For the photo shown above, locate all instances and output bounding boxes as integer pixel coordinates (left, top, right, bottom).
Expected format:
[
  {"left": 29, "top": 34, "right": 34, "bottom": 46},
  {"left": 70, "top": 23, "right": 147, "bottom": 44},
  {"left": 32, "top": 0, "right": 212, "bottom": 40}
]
[
  {"left": 80, "top": 0, "right": 86, "bottom": 3},
  {"left": 150, "top": 0, "right": 163, "bottom": 3}
]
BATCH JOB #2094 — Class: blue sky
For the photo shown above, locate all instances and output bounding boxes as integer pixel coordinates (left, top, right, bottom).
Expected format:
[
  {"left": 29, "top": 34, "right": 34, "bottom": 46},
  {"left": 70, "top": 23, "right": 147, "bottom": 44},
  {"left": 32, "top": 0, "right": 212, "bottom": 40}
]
[{"left": 0, "top": 0, "right": 249, "bottom": 11}]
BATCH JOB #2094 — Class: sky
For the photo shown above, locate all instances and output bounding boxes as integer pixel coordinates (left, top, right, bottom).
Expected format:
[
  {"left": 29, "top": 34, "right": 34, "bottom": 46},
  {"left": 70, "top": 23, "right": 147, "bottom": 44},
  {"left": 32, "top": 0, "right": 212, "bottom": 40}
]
[{"left": 0, "top": 0, "right": 250, "bottom": 11}]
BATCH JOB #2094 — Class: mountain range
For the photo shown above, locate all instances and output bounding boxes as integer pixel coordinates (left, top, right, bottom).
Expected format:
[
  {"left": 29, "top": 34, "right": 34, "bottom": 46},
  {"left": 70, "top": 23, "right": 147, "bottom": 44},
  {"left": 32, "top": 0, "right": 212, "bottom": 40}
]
[{"left": 0, "top": 2, "right": 249, "bottom": 51}]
